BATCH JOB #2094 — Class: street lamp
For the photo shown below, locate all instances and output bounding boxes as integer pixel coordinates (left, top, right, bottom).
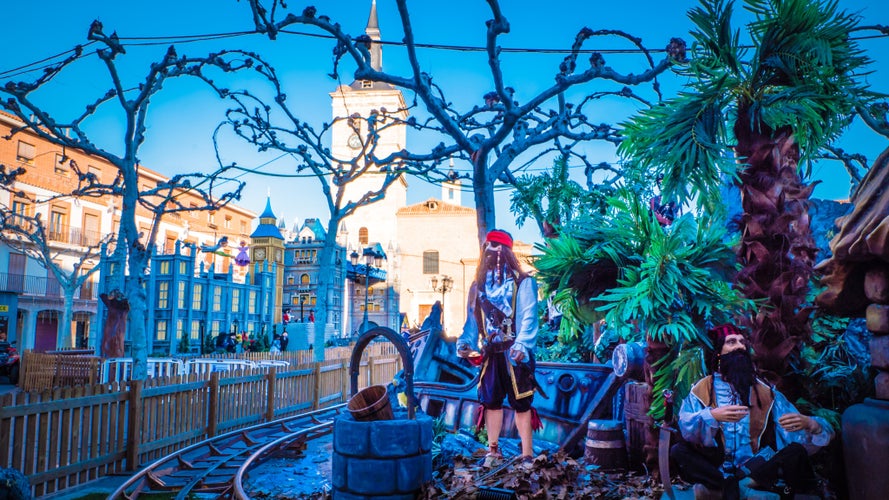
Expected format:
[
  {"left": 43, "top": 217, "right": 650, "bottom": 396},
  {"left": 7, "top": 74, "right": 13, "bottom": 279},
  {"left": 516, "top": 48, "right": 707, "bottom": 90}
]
[
  {"left": 350, "top": 247, "right": 384, "bottom": 334},
  {"left": 431, "top": 275, "right": 454, "bottom": 333},
  {"left": 231, "top": 318, "right": 239, "bottom": 336}
]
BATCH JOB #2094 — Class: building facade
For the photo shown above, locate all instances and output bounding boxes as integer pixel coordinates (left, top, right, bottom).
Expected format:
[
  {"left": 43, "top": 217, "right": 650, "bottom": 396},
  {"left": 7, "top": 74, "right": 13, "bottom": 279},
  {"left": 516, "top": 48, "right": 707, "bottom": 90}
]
[
  {"left": 0, "top": 111, "right": 257, "bottom": 352},
  {"left": 98, "top": 241, "right": 278, "bottom": 355}
]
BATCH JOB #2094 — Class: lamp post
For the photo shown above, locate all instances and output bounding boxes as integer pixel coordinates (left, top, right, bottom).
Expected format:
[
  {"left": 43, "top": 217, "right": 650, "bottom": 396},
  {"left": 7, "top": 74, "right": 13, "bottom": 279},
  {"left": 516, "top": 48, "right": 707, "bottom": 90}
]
[
  {"left": 431, "top": 275, "right": 453, "bottom": 333},
  {"left": 350, "top": 247, "right": 384, "bottom": 334},
  {"left": 300, "top": 296, "right": 306, "bottom": 322},
  {"left": 231, "top": 318, "right": 239, "bottom": 336}
]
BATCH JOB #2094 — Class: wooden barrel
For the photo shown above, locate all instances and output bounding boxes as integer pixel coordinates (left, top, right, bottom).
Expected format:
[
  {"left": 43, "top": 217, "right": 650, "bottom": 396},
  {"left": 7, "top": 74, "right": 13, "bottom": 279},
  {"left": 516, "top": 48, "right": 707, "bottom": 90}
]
[{"left": 584, "top": 419, "right": 628, "bottom": 471}]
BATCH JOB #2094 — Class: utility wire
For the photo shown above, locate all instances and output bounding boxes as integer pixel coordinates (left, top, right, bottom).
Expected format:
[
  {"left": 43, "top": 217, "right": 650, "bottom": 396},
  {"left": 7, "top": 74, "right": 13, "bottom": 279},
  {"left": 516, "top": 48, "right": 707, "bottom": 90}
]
[{"left": 5, "top": 26, "right": 886, "bottom": 80}]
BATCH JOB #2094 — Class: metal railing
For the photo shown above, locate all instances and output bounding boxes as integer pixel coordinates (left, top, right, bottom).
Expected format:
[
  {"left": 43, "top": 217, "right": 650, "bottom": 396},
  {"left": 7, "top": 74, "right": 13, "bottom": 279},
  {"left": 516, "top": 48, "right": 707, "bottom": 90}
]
[
  {"left": 0, "top": 272, "right": 93, "bottom": 299},
  {"left": 47, "top": 223, "right": 105, "bottom": 247}
]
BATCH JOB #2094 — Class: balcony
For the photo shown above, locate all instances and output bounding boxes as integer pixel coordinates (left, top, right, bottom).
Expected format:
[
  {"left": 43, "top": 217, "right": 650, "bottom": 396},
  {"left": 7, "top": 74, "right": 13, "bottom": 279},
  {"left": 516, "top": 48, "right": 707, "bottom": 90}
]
[
  {"left": 47, "top": 223, "right": 105, "bottom": 247},
  {"left": 0, "top": 272, "right": 95, "bottom": 300}
]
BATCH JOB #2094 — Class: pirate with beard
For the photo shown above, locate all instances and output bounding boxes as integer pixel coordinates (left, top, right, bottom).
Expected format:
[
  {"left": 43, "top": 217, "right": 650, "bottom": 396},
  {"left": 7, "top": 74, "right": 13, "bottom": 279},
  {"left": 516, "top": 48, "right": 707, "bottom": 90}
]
[
  {"left": 457, "top": 229, "right": 541, "bottom": 466},
  {"left": 671, "top": 324, "right": 833, "bottom": 500}
]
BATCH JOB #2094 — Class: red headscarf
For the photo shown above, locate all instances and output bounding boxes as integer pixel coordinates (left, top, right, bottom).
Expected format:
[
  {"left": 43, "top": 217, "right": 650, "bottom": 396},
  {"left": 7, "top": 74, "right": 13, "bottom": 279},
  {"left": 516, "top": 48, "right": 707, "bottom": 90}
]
[{"left": 485, "top": 229, "right": 513, "bottom": 249}]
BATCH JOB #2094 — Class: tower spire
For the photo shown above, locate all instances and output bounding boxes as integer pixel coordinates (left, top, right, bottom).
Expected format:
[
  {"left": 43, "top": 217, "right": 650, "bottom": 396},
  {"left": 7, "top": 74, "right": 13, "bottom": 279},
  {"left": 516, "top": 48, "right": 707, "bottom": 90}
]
[{"left": 365, "top": 0, "right": 382, "bottom": 71}]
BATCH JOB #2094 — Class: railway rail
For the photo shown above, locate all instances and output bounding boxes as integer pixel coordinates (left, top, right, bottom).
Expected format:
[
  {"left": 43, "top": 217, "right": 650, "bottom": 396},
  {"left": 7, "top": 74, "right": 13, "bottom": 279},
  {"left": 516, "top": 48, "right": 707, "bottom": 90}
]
[{"left": 109, "top": 403, "right": 346, "bottom": 499}]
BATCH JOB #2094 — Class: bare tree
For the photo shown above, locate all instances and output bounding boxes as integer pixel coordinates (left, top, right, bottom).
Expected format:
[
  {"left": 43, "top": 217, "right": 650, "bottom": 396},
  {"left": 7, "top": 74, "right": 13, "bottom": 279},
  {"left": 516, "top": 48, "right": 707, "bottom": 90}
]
[
  {"left": 197, "top": 48, "right": 431, "bottom": 359},
  {"left": 242, "top": 0, "right": 686, "bottom": 242},
  {"left": 0, "top": 206, "right": 110, "bottom": 349},
  {"left": 0, "top": 23, "right": 247, "bottom": 379}
]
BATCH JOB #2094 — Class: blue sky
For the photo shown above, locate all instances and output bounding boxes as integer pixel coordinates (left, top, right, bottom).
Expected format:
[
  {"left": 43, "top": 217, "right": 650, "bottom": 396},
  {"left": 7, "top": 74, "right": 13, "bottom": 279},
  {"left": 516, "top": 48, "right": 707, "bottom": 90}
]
[{"left": 3, "top": 0, "right": 888, "bottom": 245}]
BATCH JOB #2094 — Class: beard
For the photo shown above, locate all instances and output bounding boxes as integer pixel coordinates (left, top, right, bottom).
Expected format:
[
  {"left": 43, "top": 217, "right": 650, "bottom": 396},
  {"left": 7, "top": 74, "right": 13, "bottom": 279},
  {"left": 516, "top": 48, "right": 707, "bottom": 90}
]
[
  {"left": 719, "top": 349, "right": 756, "bottom": 406},
  {"left": 482, "top": 249, "right": 504, "bottom": 283}
]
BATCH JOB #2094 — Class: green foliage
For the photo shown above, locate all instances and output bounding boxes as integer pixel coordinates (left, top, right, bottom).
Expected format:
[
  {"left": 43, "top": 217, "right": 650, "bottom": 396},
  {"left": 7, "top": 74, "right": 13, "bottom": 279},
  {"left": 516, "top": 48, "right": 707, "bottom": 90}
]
[
  {"left": 177, "top": 332, "right": 190, "bottom": 354},
  {"left": 202, "top": 332, "right": 215, "bottom": 355},
  {"left": 536, "top": 322, "right": 596, "bottom": 363},
  {"left": 791, "top": 311, "right": 872, "bottom": 416},
  {"left": 430, "top": 416, "right": 449, "bottom": 468},
  {"left": 650, "top": 346, "right": 708, "bottom": 420},
  {"left": 619, "top": 0, "right": 876, "bottom": 206},
  {"left": 510, "top": 155, "right": 612, "bottom": 233},
  {"left": 256, "top": 329, "right": 271, "bottom": 352}
]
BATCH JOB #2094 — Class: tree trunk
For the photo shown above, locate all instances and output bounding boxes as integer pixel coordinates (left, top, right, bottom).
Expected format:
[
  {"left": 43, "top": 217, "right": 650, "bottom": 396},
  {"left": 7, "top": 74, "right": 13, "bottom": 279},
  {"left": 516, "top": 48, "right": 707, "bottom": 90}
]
[
  {"left": 58, "top": 288, "right": 76, "bottom": 349},
  {"left": 311, "top": 217, "right": 343, "bottom": 362},
  {"left": 733, "top": 106, "right": 816, "bottom": 389},
  {"left": 472, "top": 152, "right": 496, "bottom": 244}
]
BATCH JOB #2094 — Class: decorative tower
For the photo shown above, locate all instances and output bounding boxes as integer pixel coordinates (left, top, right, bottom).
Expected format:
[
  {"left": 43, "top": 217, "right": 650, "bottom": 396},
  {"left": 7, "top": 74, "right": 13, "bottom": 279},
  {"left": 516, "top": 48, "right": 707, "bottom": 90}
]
[
  {"left": 330, "top": 0, "right": 408, "bottom": 253},
  {"left": 250, "top": 196, "right": 285, "bottom": 323}
]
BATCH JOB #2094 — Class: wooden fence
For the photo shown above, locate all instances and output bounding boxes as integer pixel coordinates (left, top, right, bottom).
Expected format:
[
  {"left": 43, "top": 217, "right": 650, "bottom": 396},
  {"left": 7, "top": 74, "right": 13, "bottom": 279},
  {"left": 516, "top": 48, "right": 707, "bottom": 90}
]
[
  {"left": 1, "top": 347, "right": 401, "bottom": 498},
  {"left": 18, "top": 344, "right": 396, "bottom": 392}
]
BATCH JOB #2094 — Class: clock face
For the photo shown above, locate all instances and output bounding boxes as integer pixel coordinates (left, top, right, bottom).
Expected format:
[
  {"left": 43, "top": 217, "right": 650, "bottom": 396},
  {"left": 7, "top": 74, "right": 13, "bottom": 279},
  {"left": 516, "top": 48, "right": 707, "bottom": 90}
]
[
  {"left": 254, "top": 248, "right": 266, "bottom": 260},
  {"left": 348, "top": 134, "right": 362, "bottom": 150}
]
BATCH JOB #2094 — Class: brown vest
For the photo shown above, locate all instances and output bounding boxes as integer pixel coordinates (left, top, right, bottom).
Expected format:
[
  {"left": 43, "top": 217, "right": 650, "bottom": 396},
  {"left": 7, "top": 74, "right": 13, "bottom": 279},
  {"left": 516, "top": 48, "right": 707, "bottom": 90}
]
[{"left": 690, "top": 375, "right": 775, "bottom": 453}]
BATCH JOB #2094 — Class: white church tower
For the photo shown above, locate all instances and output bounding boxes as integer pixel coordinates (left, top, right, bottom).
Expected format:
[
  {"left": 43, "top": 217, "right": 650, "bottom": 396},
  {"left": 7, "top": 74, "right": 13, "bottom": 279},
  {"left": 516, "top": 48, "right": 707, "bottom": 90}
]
[{"left": 331, "top": 0, "right": 408, "bottom": 255}]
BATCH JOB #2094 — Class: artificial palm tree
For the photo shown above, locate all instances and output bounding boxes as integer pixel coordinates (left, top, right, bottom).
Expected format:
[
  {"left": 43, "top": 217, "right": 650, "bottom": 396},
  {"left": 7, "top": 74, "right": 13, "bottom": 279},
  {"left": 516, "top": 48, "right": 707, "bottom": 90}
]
[{"left": 619, "top": 0, "right": 874, "bottom": 387}]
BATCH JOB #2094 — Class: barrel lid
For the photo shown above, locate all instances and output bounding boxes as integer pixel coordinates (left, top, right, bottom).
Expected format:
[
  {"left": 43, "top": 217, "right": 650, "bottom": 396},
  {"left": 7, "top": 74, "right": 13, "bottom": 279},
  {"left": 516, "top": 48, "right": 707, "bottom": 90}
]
[{"left": 587, "top": 419, "right": 623, "bottom": 430}]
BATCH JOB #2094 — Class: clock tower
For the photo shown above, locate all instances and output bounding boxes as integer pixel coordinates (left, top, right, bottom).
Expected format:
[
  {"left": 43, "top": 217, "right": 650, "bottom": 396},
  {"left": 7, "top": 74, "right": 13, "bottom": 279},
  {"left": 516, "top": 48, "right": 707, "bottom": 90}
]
[
  {"left": 250, "top": 196, "right": 285, "bottom": 323},
  {"left": 330, "top": 0, "right": 408, "bottom": 254}
]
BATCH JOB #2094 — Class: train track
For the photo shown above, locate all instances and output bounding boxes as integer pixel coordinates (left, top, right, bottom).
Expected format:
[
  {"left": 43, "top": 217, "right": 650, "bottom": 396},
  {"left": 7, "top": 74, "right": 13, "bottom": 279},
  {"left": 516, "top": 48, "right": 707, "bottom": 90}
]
[{"left": 109, "top": 404, "right": 346, "bottom": 499}]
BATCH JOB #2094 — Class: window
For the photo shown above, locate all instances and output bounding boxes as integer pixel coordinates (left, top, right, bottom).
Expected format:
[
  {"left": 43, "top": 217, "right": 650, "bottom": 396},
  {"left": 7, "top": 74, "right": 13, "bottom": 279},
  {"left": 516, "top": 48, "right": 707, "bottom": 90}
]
[
  {"left": 54, "top": 154, "right": 68, "bottom": 175},
  {"left": 361, "top": 80, "right": 373, "bottom": 89},
  {"left": 16, "top": 141, "right": 35, "bottom": 164},
  {"left": 359, "top": 227, "right": 369, "bottom": 245},
  {"left": 232, "top": 289, "right": 240, "bottom": 312},
  {"left": 422, "top": 251, "right": 440, "bottom": 274},
  {"left": 178, "top": 282, "right": 187, "bottom": 309},
  {"left": 240, "top": 221, "right": 247, "bottom": 234},
  {"left": 192, "top": 284, "right": 203, "bottom": 309},
  {"left": 158, "top": 261, "right": 171, "bottom": 274},
  {"left": 212, "top": 321, "right": 221, "bottom": 337},
  {"left": 190, "top": 203, "right": 198, "bottom": 218},
  {"left": 176, "top": 320, "right": 185, "bottom": 344},
  {"left": 287, "top": 275, "right": 295, "bottom": 285},
  {"left": 82, "top": 212, "right": 100, "bottom": 246},
  {"left": 212, "top": 287, "right": 222, "bottom": 312},
  {"left": 179, "top": 261, "right": 188, "bottom": 274},
  {"left": 156, "top": 320, "right": 168, "bottom": 341},
  {"left": 301, "top": 274, "right": 310, "bottom": 285},
  {"left": 157, "top": 282, "right": 170, "bottom": 308},
  {"left": 208, "top": 212, "right": 216, "bottom": 225},
  {"left": 224, "top": 216, "right": 232, "bottom": 229},
  {"left": 49, "top": 209, "right": 67, "bottom": 242},
  {"left": 191, "top": 320, "right": 201, "bottom": 341},
  {"left": 248, "top": 291, "right": 257, "bottom": 314},
  {"left": 7, "top": 253, "right": 25, "bottom": 292}
]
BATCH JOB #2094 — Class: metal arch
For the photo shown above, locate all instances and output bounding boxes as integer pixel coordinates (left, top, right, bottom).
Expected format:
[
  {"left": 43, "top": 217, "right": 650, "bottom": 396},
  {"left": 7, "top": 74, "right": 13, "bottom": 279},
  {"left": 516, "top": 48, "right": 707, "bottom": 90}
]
[{"left": 349, "top": 326, "right": 417, "bottom": 420}]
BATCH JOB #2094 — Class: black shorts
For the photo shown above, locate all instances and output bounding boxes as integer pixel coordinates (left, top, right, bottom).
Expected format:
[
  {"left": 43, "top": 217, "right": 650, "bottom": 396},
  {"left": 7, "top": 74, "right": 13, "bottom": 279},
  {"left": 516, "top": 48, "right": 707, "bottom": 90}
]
[{"left": 478, "top": 350, "right": 536, "bottom": 413}]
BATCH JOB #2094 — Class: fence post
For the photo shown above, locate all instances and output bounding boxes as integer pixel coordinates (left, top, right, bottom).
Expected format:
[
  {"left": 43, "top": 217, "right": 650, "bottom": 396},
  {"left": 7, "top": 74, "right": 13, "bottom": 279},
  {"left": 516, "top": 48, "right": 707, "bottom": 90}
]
[
  {"left": 126, "top": 379, "right": 143, "bottom": 471},
  {"left": 208, "top": 372, "right": 220, "bottom": 438},
  {"left": 312, "top": 362, "right": 321, "bottom": 410},
  {"left": 266, "top": 367, "right": 277, "bottom": 422},
  {"left": 367, "top": 356, "right": 375, "bottom": 387}
]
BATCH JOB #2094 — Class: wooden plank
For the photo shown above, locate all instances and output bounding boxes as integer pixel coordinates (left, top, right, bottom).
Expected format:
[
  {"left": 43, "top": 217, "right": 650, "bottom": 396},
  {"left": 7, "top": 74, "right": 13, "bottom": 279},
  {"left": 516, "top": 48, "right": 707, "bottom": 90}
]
[
  {"left": 0, "top": 391, "right": 126, "bottom": 418},
  {"left": 267, "top": 367, "right": 277, "bottom": 421},
  {"left": 0, "top": 393, "right": 11, "bottom": 466},
  {"left": 126, "top": 380, "right": 142, "bottom": 471},
  {"left": 207, "top": 372, "right": 219, "bottom": 438}
]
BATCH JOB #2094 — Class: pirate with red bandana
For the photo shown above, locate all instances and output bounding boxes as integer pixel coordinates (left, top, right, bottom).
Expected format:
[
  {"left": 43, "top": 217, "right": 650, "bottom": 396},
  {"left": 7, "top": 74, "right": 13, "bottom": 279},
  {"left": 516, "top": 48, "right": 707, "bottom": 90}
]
[
  {"left": 671, "top": 324, "right": 832, "bottom": 499},
  {"left": 457, "top": 229, "right": 540, "bottom": 466}
]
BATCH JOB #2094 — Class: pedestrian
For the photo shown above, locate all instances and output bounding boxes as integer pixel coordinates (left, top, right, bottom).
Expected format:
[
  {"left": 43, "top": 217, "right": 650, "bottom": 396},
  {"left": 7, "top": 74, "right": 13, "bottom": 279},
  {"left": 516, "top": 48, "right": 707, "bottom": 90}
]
[
  {"left": 280, "top": 330, "right": 289, "bottom": 352},
  {"left": 456, "top": 229, "right": 541, "bottom": 467},
  {"left": 671, "top": 323, "right": 833, "bottom": 499}
]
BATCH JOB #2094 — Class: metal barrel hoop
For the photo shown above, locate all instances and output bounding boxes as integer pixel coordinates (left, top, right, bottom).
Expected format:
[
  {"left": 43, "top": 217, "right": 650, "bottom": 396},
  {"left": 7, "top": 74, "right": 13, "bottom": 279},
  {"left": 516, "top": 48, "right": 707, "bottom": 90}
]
[{"left": 348, "top": 326, "right": 418, "bottom": 420}]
